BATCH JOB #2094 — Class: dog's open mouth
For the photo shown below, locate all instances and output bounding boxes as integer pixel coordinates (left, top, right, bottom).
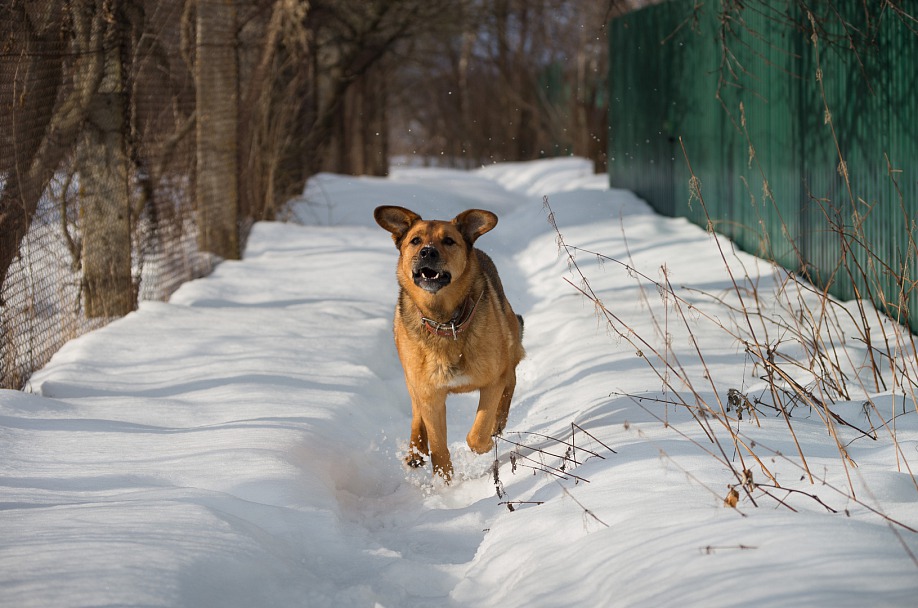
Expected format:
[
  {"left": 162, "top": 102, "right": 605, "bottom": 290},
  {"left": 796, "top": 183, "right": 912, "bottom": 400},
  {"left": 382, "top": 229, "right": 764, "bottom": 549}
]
[{"left": 413, "top": 266, "right": 451, "bottom": 293}]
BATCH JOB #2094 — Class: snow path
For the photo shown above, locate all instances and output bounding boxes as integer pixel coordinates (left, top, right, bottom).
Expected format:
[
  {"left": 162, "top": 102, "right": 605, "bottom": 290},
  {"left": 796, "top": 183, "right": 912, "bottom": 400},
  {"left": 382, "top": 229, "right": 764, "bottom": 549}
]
[{"left": 2, "top": 158, "right": 917, "bottom": 607}]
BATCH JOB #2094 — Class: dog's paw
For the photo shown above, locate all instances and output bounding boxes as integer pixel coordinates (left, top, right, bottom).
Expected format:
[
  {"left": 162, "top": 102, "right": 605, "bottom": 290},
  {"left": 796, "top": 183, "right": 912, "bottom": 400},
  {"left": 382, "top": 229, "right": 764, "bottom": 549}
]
[
  {"left": 406, "top": 455, "right": 426, "bottom": 468},
  {"left": 466, "top": 433, "right": 494, "bottom": 455}
]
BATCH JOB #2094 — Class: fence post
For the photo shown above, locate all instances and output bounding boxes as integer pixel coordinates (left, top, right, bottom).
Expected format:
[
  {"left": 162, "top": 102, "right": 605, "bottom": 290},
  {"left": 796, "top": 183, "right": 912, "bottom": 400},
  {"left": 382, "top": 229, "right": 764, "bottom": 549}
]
[{"left": 195, "top": 0, "right": 239, "bottom": 260}]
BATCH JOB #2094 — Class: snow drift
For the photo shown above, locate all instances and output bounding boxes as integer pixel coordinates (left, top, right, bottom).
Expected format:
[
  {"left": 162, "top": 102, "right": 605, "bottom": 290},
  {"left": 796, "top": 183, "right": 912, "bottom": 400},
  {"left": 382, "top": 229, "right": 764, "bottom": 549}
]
[{"left": 1, "top": 158, "right": 916, "bottom": 607}]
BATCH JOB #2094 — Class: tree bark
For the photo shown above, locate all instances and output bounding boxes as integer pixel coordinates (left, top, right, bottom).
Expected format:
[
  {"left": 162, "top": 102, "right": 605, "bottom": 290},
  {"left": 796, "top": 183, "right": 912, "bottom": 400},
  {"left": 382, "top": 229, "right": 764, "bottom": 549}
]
[
  {"left": 195, "top": 0, "right": 239, "bottom": 260},
  {"left": 78, "top": 24, "right": 133, "bottom": 317}
]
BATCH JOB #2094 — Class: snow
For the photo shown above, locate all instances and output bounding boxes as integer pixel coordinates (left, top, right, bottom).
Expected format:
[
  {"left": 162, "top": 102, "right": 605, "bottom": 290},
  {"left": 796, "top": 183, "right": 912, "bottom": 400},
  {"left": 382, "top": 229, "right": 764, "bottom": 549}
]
[{"left": 2, "top": 157, "right": 916, "bottom": 607}]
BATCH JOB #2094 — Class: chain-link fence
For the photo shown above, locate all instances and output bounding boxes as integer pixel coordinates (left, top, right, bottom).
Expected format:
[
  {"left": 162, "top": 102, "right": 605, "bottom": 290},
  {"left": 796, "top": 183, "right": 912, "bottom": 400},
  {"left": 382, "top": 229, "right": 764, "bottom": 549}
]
[{"left": 0, "top": 0, "right": 295, "bottom": 390}]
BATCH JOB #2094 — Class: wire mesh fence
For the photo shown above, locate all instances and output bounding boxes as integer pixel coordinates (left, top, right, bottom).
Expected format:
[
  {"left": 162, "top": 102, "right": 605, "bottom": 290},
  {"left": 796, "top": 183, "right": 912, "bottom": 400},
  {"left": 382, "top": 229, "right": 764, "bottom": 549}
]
[{"left": 0, "top": 0, "right": 257, "bottom": 390}]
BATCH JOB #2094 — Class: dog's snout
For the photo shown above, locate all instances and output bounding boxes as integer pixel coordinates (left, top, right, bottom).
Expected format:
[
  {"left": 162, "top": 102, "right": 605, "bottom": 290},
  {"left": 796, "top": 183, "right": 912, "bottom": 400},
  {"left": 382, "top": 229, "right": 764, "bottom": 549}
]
[{"left": 419, "top": 246, "right": 439, "bottom": 261}]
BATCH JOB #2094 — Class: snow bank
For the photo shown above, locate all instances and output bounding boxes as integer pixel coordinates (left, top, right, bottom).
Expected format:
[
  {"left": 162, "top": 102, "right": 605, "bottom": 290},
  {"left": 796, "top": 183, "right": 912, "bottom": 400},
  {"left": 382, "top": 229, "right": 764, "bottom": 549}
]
[{"left": 1, "top": 158, "right": 915, "bottom": 607}]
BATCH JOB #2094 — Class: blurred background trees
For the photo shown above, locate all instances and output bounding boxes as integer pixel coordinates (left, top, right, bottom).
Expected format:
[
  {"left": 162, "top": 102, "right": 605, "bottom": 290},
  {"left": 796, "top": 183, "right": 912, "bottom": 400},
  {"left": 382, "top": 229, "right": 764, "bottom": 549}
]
[
  {"left": 386, "top": 0, "right": 618, "bottom": 171},
  {"left": 275, "top": 0, "right": 623, "bottom": 202}
]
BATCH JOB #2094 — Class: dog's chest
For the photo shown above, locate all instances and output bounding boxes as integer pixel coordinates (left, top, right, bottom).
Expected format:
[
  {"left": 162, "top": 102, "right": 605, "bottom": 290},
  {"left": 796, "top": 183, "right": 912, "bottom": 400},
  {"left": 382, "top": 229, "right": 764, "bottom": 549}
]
[
  {"left": 434, "top": 352, "right": 466, "bottom": 385},
  {"left": 444, "top": 372, "right": 472, "bottom": 389},
  {"left": 431, "top": 351, "right": 477, "bottom": 391}
]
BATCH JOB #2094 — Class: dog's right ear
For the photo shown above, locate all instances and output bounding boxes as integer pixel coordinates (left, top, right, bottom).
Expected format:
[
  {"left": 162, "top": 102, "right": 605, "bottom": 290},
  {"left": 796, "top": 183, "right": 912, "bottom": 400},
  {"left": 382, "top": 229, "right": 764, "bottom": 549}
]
[{"left": 374, "top": 206, "right": 421, "bottom": 247}]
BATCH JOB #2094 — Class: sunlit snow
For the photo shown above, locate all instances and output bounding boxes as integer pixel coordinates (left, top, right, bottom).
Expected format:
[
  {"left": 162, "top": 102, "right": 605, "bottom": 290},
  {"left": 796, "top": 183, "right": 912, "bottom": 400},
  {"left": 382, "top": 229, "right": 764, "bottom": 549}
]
[{"left": 1, "top": 158, "right": 916, "bottom": 607}]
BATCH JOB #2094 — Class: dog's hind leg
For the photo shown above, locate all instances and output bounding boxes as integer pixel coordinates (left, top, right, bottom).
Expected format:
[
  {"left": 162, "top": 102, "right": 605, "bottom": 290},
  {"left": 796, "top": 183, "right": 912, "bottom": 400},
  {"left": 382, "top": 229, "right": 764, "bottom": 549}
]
[{"left": 494, "top": 370, "right": 516, "bottom": 436}]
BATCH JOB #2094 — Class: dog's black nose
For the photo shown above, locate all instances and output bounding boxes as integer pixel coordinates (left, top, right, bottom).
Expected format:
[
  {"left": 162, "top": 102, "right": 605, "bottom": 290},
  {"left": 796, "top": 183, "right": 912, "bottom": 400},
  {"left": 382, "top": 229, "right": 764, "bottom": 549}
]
[{"left": 419, "top": 246, "right": 439, "bottom": 261}]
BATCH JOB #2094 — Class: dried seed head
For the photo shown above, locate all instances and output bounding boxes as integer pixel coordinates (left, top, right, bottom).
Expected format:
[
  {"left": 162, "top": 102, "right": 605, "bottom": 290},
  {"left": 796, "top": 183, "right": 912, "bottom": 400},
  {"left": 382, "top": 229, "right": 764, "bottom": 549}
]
[{"left": 724, "top": 487, "right": 740, "bottom": 508}]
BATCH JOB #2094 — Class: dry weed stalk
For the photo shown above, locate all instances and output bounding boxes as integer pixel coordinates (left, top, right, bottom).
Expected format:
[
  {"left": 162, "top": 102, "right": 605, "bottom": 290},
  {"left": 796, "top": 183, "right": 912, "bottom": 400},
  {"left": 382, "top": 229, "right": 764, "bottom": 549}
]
[
  {"left": 490, "top": 422, "right": 617, "bottom": 512},
  {"left": 545, "top": 167, "right": 918, "bottom": 526}
]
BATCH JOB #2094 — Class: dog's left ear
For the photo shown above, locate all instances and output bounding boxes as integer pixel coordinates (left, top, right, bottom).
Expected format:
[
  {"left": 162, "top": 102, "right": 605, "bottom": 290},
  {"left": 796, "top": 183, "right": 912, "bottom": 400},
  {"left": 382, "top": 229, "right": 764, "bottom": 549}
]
[{"left": 453, "top": 209, "right": 498, "bottom": 245}]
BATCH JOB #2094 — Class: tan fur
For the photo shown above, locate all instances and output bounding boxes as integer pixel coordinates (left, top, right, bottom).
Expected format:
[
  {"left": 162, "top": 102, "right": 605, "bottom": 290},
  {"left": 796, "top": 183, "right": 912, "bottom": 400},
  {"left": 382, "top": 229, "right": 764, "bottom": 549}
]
[{"left": 374, "top": 205, "right": 525, "bottom": 481}]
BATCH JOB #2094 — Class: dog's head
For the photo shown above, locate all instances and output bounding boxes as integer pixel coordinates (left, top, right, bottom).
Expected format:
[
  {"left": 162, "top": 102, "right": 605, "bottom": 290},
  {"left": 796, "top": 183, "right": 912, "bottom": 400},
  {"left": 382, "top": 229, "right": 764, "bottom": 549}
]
[{"left": 374, "top": 206, "right": 497, "bottom": 294}]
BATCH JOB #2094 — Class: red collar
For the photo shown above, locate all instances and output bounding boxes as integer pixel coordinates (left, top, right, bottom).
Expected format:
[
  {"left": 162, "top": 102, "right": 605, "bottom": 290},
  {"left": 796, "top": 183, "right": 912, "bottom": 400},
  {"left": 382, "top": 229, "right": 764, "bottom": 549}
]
[{"left": 421, "top": 293, "right": 482, "bottom": 340}]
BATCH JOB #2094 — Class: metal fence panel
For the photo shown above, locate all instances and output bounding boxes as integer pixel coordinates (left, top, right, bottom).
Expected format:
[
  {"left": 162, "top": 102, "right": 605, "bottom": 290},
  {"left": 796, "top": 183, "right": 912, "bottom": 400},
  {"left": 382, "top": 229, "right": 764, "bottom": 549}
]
[{"left": 609, "top": 1, "right": 918, "bottom": 333}]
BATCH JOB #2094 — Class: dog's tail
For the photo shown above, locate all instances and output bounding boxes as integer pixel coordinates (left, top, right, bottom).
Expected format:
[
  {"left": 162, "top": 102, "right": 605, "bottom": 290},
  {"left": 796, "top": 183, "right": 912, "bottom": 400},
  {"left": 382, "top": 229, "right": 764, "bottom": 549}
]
[{"left": 516, "top": 314, "right": 525, "bottom": 340}]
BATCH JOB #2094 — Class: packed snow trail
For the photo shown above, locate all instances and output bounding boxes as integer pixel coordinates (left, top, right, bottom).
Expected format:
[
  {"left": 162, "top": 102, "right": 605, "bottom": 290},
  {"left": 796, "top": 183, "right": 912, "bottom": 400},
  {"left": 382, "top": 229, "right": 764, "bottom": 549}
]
[{"left": 1, "top": 158, "right": 916, "bottom": 607}]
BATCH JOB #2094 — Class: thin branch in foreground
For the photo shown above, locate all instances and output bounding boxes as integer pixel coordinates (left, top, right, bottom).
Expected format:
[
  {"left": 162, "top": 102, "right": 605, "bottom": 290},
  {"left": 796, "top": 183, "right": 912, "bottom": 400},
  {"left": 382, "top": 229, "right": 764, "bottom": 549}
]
[
  {"left": 572, "top": 422, "right": 618, "bottom": 454},
  {"left": 557, "top": 482, "right": 609, "bottom": 528}
]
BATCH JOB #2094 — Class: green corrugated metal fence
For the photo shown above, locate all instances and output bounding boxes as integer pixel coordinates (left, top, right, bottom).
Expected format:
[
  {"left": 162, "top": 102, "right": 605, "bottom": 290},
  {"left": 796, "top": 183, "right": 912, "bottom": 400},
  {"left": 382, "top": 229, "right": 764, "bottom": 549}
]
[{"left": 608, "top": 1, "right": 918, "bottom": 334}]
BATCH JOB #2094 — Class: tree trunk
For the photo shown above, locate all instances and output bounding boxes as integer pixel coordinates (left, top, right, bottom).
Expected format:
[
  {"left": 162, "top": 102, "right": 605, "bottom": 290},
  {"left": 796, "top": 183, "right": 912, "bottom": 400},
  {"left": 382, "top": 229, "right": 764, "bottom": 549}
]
[
  {"left": 78, "top": 54, "right": 134, "bottom": 317},
  {"left": 195, "top": 0, "right": 239, "bottom": 260},
  {"left": 340, "top": 66, "right": 388, "bottom": 176},
  {"left": 364, "top": 64, "right": 389, "bottom": 176},
  {"left": 77, "top": 2, "right": 136, "bottom": 318}
]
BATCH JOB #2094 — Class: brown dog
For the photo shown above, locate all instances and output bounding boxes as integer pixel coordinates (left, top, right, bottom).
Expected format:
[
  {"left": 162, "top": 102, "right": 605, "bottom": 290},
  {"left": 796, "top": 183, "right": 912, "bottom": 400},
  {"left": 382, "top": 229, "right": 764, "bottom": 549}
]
[{"left": 374, "top": 205, "right": 525, "bottom": 481}]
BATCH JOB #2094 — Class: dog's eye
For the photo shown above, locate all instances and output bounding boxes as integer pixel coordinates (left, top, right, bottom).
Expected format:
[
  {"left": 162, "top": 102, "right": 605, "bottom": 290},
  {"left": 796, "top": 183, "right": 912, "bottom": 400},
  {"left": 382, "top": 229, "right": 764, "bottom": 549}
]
[
  {"left": 443, "top": 237, "right": 456, "bottom": 246},
  {"left": 410, "top": 236, "right": 422, "bottom": 246}
]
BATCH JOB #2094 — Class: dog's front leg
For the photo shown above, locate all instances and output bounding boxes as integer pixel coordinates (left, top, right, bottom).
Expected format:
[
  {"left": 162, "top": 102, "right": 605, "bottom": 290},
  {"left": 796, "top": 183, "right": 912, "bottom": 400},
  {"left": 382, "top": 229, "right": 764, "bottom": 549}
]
[
  {"left": 408, "top": 385, "right": 452, "bottom": 481},
  {"left": 406, "top": 395, "right": 429, "bottom": 468},
  {"left": 466, "top": 380, "right": 506, "bottom": 454},
  {"left": 423, "top": 390, "right": 453, "bottom": 481}
]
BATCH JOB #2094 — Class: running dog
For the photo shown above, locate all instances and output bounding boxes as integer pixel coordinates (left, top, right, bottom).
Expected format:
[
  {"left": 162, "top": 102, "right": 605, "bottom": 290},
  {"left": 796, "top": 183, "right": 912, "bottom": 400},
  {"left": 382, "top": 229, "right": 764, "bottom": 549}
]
[{"left": 374, "top": 205, "right": 525, "bottom": 481}]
